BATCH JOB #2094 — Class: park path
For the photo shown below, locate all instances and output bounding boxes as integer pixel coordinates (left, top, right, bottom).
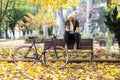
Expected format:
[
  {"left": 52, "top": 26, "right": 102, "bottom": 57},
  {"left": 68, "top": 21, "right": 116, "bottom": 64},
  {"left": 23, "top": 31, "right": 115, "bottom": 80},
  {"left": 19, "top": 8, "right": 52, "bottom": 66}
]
[
  {"left": 0, "top": 39, "right": 119, "bottom": 53},
  {"left": 0, "top": 39, "right": 25, "bottom": 45},
  {"left": 0, "top": 39, "right": 44, "bottom": 49}
]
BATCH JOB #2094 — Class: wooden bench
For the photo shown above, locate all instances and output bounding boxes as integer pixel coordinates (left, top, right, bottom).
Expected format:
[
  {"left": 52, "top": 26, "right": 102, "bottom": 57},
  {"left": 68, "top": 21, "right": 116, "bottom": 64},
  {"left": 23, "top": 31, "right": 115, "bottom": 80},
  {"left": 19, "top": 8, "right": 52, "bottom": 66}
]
[{"left": 44, "top": 38, "right": 94, "bottom": 61}]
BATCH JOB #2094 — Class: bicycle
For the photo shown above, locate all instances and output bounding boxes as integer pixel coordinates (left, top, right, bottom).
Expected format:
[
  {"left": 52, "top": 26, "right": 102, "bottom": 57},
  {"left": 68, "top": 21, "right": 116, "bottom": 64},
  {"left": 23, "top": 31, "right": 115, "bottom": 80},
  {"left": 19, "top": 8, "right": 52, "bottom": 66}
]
[{"left": 13, "top": 34, "right": 68, "bottom": 69}]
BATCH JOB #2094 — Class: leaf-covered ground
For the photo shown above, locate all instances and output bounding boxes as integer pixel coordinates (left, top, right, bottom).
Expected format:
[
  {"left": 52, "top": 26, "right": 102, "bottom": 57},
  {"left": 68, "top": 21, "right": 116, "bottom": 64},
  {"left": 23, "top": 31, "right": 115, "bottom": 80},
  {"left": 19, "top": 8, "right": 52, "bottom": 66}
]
[
  {"left": 0, "top": 61, "right": 120, "bottom": 80},
  {"left": 0, "top": 40, "right": 120, "bottom": 80}
]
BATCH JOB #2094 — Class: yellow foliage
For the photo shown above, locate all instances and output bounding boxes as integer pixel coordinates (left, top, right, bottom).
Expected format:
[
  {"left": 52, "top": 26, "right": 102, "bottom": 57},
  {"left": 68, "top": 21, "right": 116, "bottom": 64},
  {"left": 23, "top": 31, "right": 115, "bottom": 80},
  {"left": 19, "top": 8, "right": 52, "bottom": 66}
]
[
  {"left": 25, "top": 0, "right": 80, "bottom": 26},
  {"left": 107, "top": 0, "right": 120, "bottom": 11},
  {"left": 24, "top": 16, "right": 31, "bottom": 22},
  {"left": 0, "top": 60, "right": 120, "bottom": 79},
  {"left": 97, "top": 62, "right": 105, "bottom": 69},
  {"left": 18, "top": 20, "right": 25, "bottom": 26},
  {"left": 26, "top": 0, "right": 34, "bottom": 3},
  {"left": 34, "top": 0, "right": 41, "bottom": 5},
  {"left": 2, "top": 0, "right": 6, "bottom": 3},
  {"left": 2, "top": 44, "right": 120, "bottom": 79},
  {"left": 27, "top": 13, "right": 36, "bottom": 20},
  {"left": 72, "top": 0, "right": 79, "bottom": 6},
  {"left": 117, "top": 13, "right": 120, "bottom": 18},
  {"left": 104, "top": 73, "right": 114, "bottom": 79}
]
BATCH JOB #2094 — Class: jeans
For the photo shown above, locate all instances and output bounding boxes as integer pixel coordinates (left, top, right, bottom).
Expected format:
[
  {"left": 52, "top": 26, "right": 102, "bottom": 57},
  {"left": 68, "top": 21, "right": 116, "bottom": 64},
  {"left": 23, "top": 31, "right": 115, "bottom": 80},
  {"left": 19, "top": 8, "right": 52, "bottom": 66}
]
[{"left": 64, "top": 31, "right": 80, "bottom": 48}]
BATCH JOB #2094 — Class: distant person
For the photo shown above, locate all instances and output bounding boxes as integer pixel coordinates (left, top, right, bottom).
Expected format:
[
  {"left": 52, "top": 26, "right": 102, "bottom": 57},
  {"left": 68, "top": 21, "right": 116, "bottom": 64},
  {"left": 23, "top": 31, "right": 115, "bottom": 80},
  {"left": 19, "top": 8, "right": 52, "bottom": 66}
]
[{"left": 64, "top": 16, "right": 80, "bottom": 50}]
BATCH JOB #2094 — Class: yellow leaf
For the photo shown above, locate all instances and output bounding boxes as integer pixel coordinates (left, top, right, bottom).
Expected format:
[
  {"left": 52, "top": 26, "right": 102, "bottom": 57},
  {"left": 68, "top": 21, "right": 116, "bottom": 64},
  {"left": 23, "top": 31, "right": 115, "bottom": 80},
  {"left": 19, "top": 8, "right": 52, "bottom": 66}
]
[
  {"left": 117, "top": 13, "right": 120, "bottom": 18},
  {"left": 26, "top": 0, "right": 34, "bottom": 3},
  {"left": 104, "top": 73, "right": 114, "bottom": 79},
  {"left": 34, "top": 0, "right": 41, "bottom": 5},
  {"left": 53, "top": 77, "right": 59, "bottom": 80}
]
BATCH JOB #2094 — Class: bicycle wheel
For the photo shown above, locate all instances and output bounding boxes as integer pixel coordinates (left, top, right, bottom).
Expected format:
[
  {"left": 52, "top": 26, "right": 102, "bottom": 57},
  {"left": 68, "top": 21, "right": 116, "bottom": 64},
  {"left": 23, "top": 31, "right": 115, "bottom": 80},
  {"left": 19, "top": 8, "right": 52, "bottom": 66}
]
[
  {"left": 46, "top": 46, "right": 68, "bottom": 69},
  {"left": 13, "top": 45, "right": 35, "bottom": 66}
]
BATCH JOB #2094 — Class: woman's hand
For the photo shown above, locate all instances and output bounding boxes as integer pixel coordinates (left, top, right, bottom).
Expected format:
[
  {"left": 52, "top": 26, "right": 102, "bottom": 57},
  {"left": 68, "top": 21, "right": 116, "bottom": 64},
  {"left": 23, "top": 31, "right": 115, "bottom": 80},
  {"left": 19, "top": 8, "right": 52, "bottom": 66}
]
[
  {"left": 65, "top": 25, "right": 70, "bottom": 31},
  {"left": 75, "top": 27, "right": 80, "bottom": 33}
]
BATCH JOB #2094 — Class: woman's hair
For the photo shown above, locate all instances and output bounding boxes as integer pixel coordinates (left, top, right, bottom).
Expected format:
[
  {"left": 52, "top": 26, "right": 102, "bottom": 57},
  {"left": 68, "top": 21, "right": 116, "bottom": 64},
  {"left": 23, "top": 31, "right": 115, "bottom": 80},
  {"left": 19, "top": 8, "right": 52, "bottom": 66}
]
[{"left": 68, "top": 16, "right": 76, "bottom": 25}]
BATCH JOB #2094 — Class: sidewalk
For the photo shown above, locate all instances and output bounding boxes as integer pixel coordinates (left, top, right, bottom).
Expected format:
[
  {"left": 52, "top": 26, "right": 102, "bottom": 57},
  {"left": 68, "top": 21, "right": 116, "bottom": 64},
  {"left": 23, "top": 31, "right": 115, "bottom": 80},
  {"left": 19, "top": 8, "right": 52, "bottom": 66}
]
[
  {"left": 0, "top": 39, "right": 25, "bottom": 48},
  {"left": 0, "top": 39, "right": 119, "bottom": 53},
  {"left": 0, "top": 39, "right": 44, "bottom": 49}
]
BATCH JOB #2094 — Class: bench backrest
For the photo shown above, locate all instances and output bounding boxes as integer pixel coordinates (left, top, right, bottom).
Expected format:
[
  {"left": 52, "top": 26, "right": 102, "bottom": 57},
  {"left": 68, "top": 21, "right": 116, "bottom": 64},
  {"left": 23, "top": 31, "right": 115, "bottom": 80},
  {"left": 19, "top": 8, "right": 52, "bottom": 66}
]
[
  {"left": 79, "top": 39, "right": 93, "bottom": 50},
  {"left": 44, "top": 39, "right": 93, "bottom": 50}
]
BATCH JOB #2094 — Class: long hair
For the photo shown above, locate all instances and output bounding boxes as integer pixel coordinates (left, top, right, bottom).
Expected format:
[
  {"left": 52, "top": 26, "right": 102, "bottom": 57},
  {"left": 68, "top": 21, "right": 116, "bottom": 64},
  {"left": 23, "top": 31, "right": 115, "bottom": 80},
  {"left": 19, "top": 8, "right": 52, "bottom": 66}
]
[{"left": 68, "top": 16, "right": 75, "bottom": 25}]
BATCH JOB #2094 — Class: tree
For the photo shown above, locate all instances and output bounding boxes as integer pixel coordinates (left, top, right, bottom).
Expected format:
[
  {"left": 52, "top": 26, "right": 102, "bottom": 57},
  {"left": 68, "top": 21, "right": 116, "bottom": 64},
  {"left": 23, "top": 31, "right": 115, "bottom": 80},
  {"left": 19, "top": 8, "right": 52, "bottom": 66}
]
[
  {"left": 104, "top": 0, "right": 120, "bottom": 50},
  {"left": 104, "top": 7, "right": 120, "bottom": 49},
  {"left": 0, "top": 0, "right": 11, "bottom": 38},
  {"left": 6, "top": 0, "right": 35, "bottom": 39},
  {"left": 26, "top": 0, "right": 79, "bottom": 35},
  {"left": 57, "top": 8, "right": 65, "bottom": 35},
  {"left": 8, "top": 8, "right": 30, "bottom": 39}
]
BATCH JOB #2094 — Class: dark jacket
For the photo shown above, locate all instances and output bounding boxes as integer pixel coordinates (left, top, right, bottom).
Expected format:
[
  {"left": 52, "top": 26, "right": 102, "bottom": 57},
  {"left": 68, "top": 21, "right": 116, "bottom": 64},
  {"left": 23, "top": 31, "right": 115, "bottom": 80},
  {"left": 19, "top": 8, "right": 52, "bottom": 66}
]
[{"left": 65, "top": 19, "right": 79, "bottom": 32}]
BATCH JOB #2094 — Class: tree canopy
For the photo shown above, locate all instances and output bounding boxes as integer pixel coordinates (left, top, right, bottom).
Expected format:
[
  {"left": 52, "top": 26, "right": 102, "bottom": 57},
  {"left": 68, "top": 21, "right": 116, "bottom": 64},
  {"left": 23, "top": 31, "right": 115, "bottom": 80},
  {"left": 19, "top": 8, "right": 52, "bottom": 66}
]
[{"left": 25, "top": 0, "right": 79, "bottom": 25}]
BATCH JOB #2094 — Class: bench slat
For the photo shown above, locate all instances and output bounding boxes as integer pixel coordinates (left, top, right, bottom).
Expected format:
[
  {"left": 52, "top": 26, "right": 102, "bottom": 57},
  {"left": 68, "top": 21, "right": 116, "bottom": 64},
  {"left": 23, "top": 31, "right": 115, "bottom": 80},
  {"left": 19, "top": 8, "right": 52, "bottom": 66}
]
[{"left": 44, "top": 39, "right": 93, "bottom": 50}]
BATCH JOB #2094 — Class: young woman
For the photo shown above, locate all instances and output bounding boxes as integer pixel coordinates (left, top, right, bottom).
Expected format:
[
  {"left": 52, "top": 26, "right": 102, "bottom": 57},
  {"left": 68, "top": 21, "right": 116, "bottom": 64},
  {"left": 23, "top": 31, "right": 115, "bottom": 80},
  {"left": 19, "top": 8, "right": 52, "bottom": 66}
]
[{"left": 64, "top": 16, "right": 80, "bottom": 50}]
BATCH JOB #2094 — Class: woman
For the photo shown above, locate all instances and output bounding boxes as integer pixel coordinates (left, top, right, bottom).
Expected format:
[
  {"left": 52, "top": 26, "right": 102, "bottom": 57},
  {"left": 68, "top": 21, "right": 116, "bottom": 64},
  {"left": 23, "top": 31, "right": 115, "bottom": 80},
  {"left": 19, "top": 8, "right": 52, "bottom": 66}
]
[{"left": 64, "top": 16, "right": 80, "bottom": 50}]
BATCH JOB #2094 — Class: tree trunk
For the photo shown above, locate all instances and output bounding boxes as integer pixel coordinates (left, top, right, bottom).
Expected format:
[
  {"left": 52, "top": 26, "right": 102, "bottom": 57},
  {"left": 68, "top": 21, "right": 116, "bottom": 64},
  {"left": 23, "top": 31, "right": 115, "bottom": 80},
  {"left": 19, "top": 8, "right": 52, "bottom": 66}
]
[
  {"left": 85, "top": 0, "right": 93, "bottom": 36},
  {"left": 5, "top": 22, "right": 9, "bottom": 39},
  {"left": 43, "top": 25, "right": 48, "bottom": 37},
  {"left": 57, "top": 8, "right": 65, "bottom": 35},
  {"left": 117, "top": 38, "right": 120, "bottom": 53},
  {"left": 0, "top": 0, "right": 10, "bottom": 38},
  {"left": 52, "top": 26, "right": 57, "bottom": 35},
  {"left": 0, "top": 0, "right": 2, "bottom": 38},
  {"left": 119, "top": 44, "right": 120, "bottom": 53},
  {"left": 11, "top": 30, "right": 15, "bottom": 39},
  {"left": 22, "top": 30, "right": 26, "bottom": 37},
  {"left": 5, "top": 29, "right": 9, "bottom": 39},
  {"left": 0, "top": 22, "right": 2, "bottom": 38}
]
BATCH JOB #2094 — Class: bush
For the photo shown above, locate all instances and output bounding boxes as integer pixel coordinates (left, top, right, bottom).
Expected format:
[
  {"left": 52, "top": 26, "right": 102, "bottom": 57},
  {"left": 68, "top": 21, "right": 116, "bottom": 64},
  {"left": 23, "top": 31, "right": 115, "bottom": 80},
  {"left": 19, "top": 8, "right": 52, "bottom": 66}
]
[{"left": 104, "top": 7, "right": 120, "bottom": 48}]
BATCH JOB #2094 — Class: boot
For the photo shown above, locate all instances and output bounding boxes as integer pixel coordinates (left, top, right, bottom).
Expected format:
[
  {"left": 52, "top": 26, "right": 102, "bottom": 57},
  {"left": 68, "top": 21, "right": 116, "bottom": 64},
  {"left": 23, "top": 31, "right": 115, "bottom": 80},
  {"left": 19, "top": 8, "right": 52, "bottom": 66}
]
[
  {"left": 65, "top": 44, "right": 68, "bottom": 50},
  {"left": 73, "top": 43, "right": 77, "bottom": 50}
]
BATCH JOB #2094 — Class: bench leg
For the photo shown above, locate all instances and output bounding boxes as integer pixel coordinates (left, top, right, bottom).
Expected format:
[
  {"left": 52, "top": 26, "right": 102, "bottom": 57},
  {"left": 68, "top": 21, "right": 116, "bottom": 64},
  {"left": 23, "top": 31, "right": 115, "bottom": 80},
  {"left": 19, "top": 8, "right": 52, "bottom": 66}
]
[{"left": 91, "top": 52, "right": 94, "bottom": 62}]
